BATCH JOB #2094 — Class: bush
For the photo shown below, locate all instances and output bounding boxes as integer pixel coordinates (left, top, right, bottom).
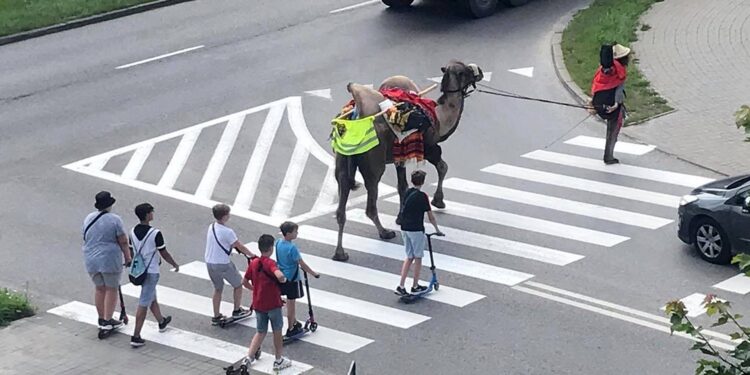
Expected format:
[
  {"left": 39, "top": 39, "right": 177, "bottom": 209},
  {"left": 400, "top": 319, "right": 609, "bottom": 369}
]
[
  {"left": 0, "top": 288, "right": 35, "bottom": 326},
  {"left": 734, "top": 105, "right": 750, "bottom": 142}
]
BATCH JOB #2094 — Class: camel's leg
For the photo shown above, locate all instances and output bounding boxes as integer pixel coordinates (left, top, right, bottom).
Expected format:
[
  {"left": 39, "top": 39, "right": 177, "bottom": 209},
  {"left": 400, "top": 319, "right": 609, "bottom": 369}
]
[
  {"left": 333, "top": 156, "right": 353, "bottom": 262},
  {"left": 358, "top": 154, "right": 396, "bottom": 240},
  {"left": 426, "top": 145, "right": 447, "bottom": 209}
]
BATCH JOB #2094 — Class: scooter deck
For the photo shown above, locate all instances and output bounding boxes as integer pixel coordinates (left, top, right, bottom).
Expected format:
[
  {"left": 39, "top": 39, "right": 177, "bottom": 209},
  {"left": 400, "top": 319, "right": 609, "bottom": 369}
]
[
  {"left": 97, "top": 325, "right": 122, "bottom": 339},
  {"left": 282, "top": 328, "right": 311, "bottom": 344},
  {"left": 224, "top": 358, "right": 250, "bottom": 375},
  {"left": 218, "top": 312, "right": 253, "bottom": 328}
]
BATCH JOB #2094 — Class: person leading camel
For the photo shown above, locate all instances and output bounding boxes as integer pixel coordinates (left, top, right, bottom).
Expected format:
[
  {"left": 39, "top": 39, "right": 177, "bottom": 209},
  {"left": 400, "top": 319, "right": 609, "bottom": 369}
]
[{"left": 589, "top": 43, "right": 631, "bottom": 165}]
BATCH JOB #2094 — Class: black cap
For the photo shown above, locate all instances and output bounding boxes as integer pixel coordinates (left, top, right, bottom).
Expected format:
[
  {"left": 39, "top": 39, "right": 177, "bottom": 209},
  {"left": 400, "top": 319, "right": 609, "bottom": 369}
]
[{"left": 94, "top": 191, "right": 116, "bottom": 210}]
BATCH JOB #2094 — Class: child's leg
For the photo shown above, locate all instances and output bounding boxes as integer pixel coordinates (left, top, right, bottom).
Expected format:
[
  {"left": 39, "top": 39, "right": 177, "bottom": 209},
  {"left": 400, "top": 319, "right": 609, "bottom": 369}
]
[
  {"left": 399, "top": 258, "right": 414, "bottom": 287},
  {"left": 269, "top": 308, "right": 285, "bottom": 360},
  {"left": 411, "top": 258, "right": 422, "bottom": 287},
  {"left": 149, "top": 300, "right": 164, "bottom": 322},
  {"left": 286, "top": 299, "right": 297, "bottom": 327},
  {"left": 133, "top": 305, "right": 148, "bottom": 337},
  {"left": 247, "top": 332, "right": 265, "bottom": 359}
]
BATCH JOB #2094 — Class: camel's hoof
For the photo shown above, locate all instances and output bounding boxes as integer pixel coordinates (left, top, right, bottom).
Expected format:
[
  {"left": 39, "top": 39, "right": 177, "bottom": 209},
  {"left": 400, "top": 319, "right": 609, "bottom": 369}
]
[
  {"left": 380, "top": 229, "right": 396, "bottom": 240},
  {"left": 431, "top": 199, "right": 446, "bottom": 209},
  {"left": 332, "top": 251, "right": 349, "bottom": 262}
]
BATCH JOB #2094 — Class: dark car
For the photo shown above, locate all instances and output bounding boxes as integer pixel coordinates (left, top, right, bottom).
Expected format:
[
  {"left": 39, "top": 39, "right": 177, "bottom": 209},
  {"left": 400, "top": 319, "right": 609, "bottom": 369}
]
[
  {"left": 678, "top": 174, "right": 750, "bottom": 264},
  {"left": 381, "top": 0, "right": 529, "bottom": 18}
]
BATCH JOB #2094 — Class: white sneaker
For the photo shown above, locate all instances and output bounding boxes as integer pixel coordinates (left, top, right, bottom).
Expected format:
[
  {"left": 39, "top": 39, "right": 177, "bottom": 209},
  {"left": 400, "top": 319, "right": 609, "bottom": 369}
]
[
  {"left": 242, "top": 355, "right": 255, "bottom": 367},
  {"left": 273, "top": 356, "right": 292, "bottom": 371}
]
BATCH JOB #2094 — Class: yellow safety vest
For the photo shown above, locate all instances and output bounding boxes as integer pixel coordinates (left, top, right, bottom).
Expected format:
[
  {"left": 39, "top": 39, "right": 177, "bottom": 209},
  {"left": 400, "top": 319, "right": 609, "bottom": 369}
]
[{"left": 330, "top": 115, "right": 380, "bottom": 156}]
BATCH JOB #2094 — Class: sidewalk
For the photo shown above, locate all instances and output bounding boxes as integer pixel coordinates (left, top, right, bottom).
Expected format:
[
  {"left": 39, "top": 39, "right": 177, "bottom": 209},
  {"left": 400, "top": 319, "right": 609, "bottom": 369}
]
[
  {"left": 622, "top": 0, "right": 750, "bottom": 176},
  {"left": 0, "top": 314, "right": 225, "bottom": 374}
]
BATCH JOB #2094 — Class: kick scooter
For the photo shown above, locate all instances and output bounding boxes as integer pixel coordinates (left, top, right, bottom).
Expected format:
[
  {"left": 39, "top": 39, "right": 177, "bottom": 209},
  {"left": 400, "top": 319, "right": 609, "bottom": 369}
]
[
  {"left": 399, "top": 232, "right": 444, "bottom": 304},
  {"left": 283, "top": 270, "right": 319, "bottom": 343},
  {"left": 98, "top": 285, "right": 128, "bottom": 339}
]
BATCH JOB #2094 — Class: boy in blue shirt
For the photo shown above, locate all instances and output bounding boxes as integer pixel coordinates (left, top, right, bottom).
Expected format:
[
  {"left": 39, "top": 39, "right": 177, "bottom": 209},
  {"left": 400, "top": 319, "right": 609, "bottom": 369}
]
[{"left": 275, "top": 221, "right": 319, "bottom": 338}]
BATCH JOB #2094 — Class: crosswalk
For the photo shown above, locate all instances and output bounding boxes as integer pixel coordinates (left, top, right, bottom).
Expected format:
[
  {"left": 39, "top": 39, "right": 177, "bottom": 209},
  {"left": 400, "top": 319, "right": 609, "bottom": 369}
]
[{"left": 52, "top": 133, "right": 722, "bottom": 373}]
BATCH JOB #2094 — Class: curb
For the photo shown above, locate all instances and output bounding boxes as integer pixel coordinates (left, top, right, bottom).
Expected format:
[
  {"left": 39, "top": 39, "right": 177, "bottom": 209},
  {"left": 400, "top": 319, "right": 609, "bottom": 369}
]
[
  {"left": 550, "top": 6, "right": 591, "bottom": 107},
  {"left": 0, "top": 0, "right": 194, "bottom": 46}
]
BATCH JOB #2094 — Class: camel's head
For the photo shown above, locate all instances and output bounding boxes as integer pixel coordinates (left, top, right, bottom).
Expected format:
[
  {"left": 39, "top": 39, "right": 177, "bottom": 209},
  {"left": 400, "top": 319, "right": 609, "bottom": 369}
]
[{"left": 439, "top": 61, "right": 483, "bottom": 99}]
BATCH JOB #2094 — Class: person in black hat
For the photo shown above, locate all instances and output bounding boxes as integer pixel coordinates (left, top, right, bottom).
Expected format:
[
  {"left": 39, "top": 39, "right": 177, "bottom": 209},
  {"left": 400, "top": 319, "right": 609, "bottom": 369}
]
[{"left": 82, "top": 191, "right": 132, "bottom": 332}]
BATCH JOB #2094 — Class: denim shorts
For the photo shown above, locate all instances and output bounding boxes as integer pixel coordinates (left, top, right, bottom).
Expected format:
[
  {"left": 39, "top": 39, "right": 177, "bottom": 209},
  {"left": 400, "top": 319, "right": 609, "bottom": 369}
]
[
  {"left": 402, "top": 231, "right": 426, "bottom": 259},
  {"left": 138, "top": 273, "right": 159, "bottom": 307},
  {"left": 89, "top": 272, "right": 121, "bottom": 288},
  {"left": 255, "top": 308, "right": 284, "bottom": 333}
]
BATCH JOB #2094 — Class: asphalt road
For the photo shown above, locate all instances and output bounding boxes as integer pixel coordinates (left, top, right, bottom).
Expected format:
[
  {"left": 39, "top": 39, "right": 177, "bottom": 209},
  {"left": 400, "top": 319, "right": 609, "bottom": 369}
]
[{"left": 1, "top": 0, "right": 746, "bottom": 374}]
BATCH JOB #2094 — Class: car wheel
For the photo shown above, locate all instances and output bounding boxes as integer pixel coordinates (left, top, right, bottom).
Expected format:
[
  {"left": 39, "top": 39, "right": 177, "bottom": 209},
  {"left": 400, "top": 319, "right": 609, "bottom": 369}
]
[
  {"left": 692, "top": 218, "right": 732, "bottom": 264},
  {"left": 501, "top": 0, "right": 528, "bottom": 6},
  {"left": 463, "top": 0, "right": 498, "bottom": 18},
  {"left": 382, "top": 0, "right": 414, "bottom": 7}
]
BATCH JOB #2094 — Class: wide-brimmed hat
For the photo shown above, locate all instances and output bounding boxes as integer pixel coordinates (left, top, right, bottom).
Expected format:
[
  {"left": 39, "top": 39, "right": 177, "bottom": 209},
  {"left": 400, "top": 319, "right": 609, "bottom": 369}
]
[
  {"left": 94, "top": 191, "right": 116, "bottom": 210},
  {"left": 613, "top": 44, "right": 631, "bottom": 59}
]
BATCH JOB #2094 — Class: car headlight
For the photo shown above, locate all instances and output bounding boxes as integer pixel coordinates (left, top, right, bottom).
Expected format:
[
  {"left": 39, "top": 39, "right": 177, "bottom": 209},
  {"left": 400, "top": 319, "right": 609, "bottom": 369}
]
[{"left": 679, "top": 195, "right": 698, "bottom": 206}]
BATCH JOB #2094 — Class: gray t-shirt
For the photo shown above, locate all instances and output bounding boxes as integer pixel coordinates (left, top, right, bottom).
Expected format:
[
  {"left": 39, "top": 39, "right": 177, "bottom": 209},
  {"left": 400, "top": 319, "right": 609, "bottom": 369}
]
[{"left": 82, "top": 211, "right": 126, "bottom": 274}]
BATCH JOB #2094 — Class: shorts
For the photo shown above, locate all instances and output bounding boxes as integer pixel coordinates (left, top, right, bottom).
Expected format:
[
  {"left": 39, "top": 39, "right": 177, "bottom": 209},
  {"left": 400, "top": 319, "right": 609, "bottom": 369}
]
[
  {"left": 255, "top": 308, "right": 284, "bottom": 333},
  {"left": 89, "top": 272, "right": 121, "bottom": 288},
  {"left": 281, "top": 280, "right": 304, "bottom": 300},
  {"left": 402, "top": 231, "right": 426, "bottom": 259},
  {"left": 207, "top": 262, "right": 242, "bottom": 291},
  {"left": 138, "top": 273, "right": 160, "bottom": 307}
]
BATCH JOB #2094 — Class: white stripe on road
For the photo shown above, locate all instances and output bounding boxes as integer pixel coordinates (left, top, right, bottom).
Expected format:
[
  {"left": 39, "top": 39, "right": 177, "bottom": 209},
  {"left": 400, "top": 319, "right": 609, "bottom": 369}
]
[
  {"left": 234, "top": 104, "right": 286, "bottom": 211},
  {"left": 443, "top": 178, "right": 672, "bottom": 229},
  {"left": 384, "top": 196, "right": 629, "bottom": 247},
  {"left": 522, "top": 150, "right": 714, "bottom": 188},
  {"left": 88, "top": 156, "right": 110, "bottom": 171},
  {"left": 121, "top": 143, "right": 153, "bottom": 180},
  {"left": 482, "top": 163, "right": 680, "bottom": 207},
  {"left": 330, "top": 0, "right": 379, "bottom": 14},
  {"left": 158, "top": 128, "right": 202, "bottom": 188},
  {"left": 713, "top": 274, "right": 750, "bottom": 295},
  {"left": 270, "top": 141, "right": 310, "bottom": 219},
  {"left": 347, "top": 209, "right": 583, "bottom": 266},
  {"left": 179, "top": 262, "right": 429, "bottom": 329},
  {"left": 298, "top": 225, "right": 534, "bottom": 286},
  {"left": 47, "top": 301, "right": 313, "bottom": 373},
  {"left": 120, "top": 283, "right": 372, "bottom": 353},
  {"left": 564, "top": 136, "right": 655, "bottom": 155},
  {"left": 302, "top": 253, "right": 484, "bottom": 307},
  {"left": 521, "top": 281, "right": 739, "bottom": 346},
  {"left": 195, "top": 115, "right": 245, "bottom": 199},
  {"left": 312, "top": 167, "right": 338, "bottom": 213},
  {"left": 660, "top": 293, "right": 709, "bottom": 318},
  {"left": 115, "top": 45, "right": 205, "bottom": 70},
  {"left": 512, "top": 286, "right": 735, "bottom": 351}
]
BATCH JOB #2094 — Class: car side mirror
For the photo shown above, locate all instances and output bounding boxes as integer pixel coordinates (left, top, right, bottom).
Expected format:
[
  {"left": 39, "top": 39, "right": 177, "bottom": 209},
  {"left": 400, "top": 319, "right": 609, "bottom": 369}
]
[{"left": 744, "top": 196, "right": 750, "bottom": 209}]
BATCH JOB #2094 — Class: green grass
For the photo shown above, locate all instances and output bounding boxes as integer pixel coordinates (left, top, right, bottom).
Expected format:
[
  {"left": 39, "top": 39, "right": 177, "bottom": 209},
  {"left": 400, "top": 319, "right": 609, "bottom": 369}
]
[
  {"left": 0, "top": 288, "right": 34, "bottom": 326},
  {"left": 0, "top": 0, "right": 158, "bottom": 37},
  {"left": 561, "top": 0, "right": 672, "bottom": 125}
]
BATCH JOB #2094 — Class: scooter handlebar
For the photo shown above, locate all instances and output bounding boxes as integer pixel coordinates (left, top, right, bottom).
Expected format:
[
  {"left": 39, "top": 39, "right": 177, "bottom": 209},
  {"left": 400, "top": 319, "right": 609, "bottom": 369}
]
[{"left": 427, "top": 232, "right": 445, "bottom": 237}]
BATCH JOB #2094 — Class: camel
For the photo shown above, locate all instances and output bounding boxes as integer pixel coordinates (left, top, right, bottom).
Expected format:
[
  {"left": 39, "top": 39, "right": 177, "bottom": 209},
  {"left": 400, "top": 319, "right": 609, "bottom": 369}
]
[{"left": 332, "top": 60, "right": 483, "bottom": 261}]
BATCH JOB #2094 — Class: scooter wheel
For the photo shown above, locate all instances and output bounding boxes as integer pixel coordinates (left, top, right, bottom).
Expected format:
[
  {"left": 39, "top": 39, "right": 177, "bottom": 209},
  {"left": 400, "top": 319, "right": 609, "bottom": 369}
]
[
  {"left": 225, "top": 366, "right": 234, "bottom": 375},
  {"left": 240, "top": 365, "right": 249, "bottom": 375},
  {"left": 97, "top": 330, "right": 107, "bottom": 340},
  {"left": 434, "top": 282, "right": 440, "bottom": 291},
  {"left": 309, "top": 322, "right": 318, "bottom": 332}
]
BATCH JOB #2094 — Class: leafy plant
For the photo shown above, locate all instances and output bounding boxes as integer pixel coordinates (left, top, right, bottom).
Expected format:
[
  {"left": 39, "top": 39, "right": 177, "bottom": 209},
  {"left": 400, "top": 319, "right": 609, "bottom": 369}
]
[
  {"left": 665, "top": 254, "right": 750, "bottom": 374},
  {"left": 0, "top": 288, "right": 34, "bottom": 326},
  {"left": 735, "top": 105, "right": 750, "bottom": 142}
]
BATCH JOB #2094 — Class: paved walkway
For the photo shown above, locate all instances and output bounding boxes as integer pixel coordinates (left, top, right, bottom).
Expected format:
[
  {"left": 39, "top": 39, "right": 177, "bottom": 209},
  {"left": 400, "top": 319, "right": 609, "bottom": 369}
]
[
  {"left": 0, "top": 314, "right": 227, "bottom": 374},
  {"left": 623, "top": 0, "right": 750, "bottom": 175}
]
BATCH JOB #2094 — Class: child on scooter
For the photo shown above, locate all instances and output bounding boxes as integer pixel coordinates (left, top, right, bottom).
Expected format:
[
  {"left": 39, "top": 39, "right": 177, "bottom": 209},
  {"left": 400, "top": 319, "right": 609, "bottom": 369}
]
[
  {"left": 242, "top": 234, "right": 291, "bottom": 371},
  {"left": 396, "top": 170, "right": 443, "bottom": 296},
  {"left": 276, "top": 221, "right": 320, "bottom": 339}
]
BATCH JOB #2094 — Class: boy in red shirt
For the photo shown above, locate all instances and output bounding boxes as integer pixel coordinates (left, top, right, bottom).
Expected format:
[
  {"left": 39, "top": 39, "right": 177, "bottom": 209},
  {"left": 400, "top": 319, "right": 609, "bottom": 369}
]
[{"left": 241, "top": 234, "right": 291, "bottom": 371}]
